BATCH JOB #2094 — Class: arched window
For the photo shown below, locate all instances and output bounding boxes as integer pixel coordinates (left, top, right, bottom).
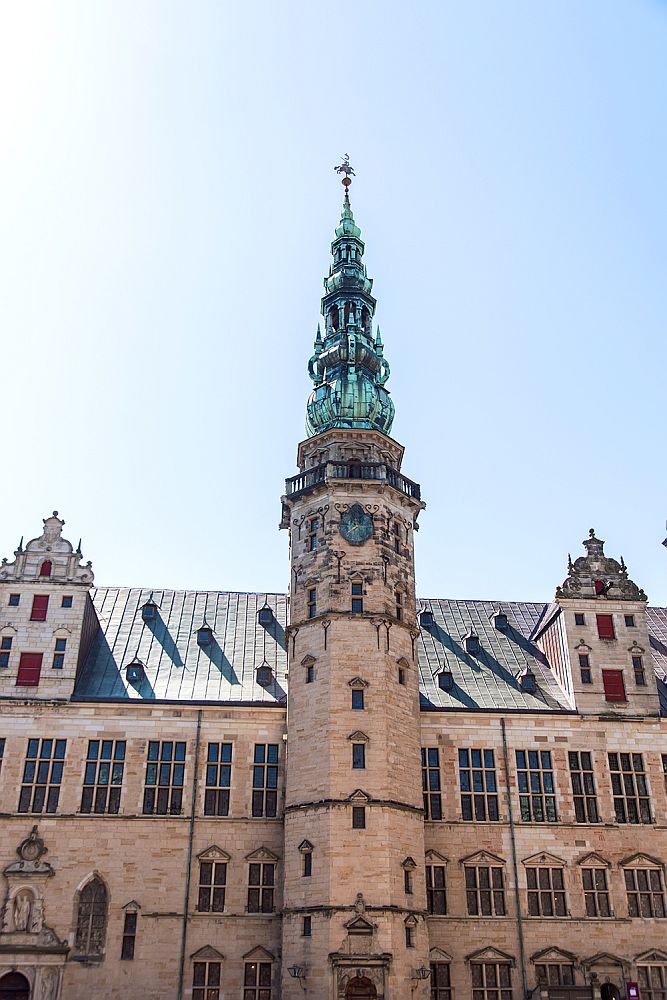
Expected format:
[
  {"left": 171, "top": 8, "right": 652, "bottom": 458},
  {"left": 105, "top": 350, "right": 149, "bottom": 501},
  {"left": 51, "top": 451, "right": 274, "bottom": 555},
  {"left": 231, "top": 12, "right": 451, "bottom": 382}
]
[
  {"left": 39, "top": 560, "right": 52, "bottom": 577},
  {"left": 0, "top": 972, "right": 30, "bottom": 1000},
  {"left": 75, "top": 876, "right": 108, "bottom": 957}
]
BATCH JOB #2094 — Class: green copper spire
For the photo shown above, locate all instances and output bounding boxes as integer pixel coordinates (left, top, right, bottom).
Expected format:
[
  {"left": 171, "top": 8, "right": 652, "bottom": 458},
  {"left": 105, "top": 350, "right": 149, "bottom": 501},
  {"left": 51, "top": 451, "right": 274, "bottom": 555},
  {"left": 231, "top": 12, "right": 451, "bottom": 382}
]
[{"left": 306, "top": 159, "right": 394, "bottom": 437}]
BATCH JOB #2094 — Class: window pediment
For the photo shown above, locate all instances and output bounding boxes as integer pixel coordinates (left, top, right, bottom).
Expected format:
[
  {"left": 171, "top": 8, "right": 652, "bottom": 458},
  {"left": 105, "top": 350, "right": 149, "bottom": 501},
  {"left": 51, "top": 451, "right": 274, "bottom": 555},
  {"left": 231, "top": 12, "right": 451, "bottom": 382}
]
[
  {"left": 404, "top": 914, "right": 417, "bottom": 927},
  {"left": 396, "top": 656, "right": 410, "bottom": 668},
  {"left": 245, "top": 847, "right": 279, "bottom": 863},
  {"left": 620, "top": 852, "right": 664, "bottom": 870},
  {"left": 430, "top": 947, "right": 452, "bottom": 963},
  {"left": 531, "top": 946, "right": 577, "bottom": 964},
  {"left": 243, "top": 945, "right": 275, "bottom": 962},
  {"left": 301, "top": 654, "right": 316, "bottom": 667},
  {"left": 348, "top": 730, "right": 369, "bottom": 743},
  {"left": 0, "top": 624, "right": 17, "bottom": 636},
  {"left": 344, "top": 914, "right": 374, "bottom": 934},
  {"left": 522, "top": 851, "right": 565, "bottom": 868},
  {"left": 577, "top": 851, "right": 610, "bottom": 868},
  {"left": 460, "top": 850, "right": 504, "bottom": 867},
  {"left": 191, "top": 945, "right": 224, "bottom": 961},
  {"left": 401, "top": 857, "right": 417, "bottom": 871},
  {"left": 298, "top": 840, "right": 313, "bottom": 853},
  {"left": 197, "top": 845, "right": 231, "bottom": 863},
  {"left": 348, "top": 789, "right": 371, "bottom": 802},
  {"left": 122, "top": 899, "right": 141, "bottom": 912},
  {"left": 581, "top": 952, "right": 628, "bottom": 970},
  {"left": 636, "top": 949, "right": 667, "bottom": 964},
  {"left": 426, "top": 849, "right": 449, "bottom": 865},
  {"left": 347, "top": 676, "right": 369, "bottom": 689},
  {"left": 466, "top": 946, "right": 515, "bottom": 966},
  {"left": 628, "top": 643, "right": 645, "bottom": 654}
]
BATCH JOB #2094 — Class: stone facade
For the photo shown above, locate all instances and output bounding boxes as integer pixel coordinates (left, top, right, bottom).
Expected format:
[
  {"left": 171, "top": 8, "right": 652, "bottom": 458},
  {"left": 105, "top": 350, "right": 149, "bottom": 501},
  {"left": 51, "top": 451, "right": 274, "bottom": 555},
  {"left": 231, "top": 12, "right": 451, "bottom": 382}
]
[{"left": 1, "top": 188, "right": 666, "bottom": 1000}]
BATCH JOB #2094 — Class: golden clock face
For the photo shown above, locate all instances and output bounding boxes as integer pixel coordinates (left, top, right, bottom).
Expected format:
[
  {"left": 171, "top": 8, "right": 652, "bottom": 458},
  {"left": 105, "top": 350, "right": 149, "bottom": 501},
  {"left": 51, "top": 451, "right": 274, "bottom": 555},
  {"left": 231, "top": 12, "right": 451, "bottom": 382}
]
[{"left": 340, "top": 504, "right": 373, "bottom": 545}]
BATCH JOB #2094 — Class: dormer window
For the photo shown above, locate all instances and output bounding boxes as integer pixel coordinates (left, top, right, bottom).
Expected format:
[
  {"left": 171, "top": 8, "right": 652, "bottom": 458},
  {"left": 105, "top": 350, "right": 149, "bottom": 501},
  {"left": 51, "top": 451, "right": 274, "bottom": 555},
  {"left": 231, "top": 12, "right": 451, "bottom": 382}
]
[
  {"left": 258, "top": 606, "right": 274, "bottom": 627},
  {"left": 519, "top": 666, "right": 537, "bottom": 693},
  {"left": 463, "top": 631, "right": 479, "bottom": 655},
  {"left": 141, "top": 597, "right": 158, "bottom": 623},
  {"left": 196, "top": 623, "right": 213, "bottom": 647},
  {"left": 492, "top": 610, "right": 508, "bottom": 631},
  {"left": 438, "top": 670, "right": 454, "bottom": 692},
  {"left": 256, "top": 663, "right": 273, "bottom": 687},
  {"left": 39, "top": 560, "right": 52, "bottom": 577},
  {"left": 419, "top": 608, "right": 433, "bottom": 627},
  {"left": 126, "top": 657, "right": 144, "bottom": 683}
]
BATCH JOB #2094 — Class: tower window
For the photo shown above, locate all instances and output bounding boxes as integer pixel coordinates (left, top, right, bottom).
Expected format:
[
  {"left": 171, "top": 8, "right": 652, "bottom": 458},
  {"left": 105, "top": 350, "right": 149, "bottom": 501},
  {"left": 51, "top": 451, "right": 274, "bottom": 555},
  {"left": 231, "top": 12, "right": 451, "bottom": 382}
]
[
  {"left": 39, "top": 560, "right": 52, "bottom": 577},
  {"left": 351, "top": 688, "right": 364, "bottom": 710},
  {"left": 632, "top": 655, "right": 646, "bottom": 686},
  {"left": 121, "top": 911, "right": 137, "bottom": 960},
  {"left": 351, "top": 581, "right": 363, "bottom": 613},
  {"left": 393, "top": 522, "right": 401, "bottom": 553},
  {"left": 0, "top": 637, "right": 12, "bottom": 669},
  {"left": 8, "top": 594, "right": 20, "bottom": 607},
  {"left": 579, "top": 653, "right": 592, "bottom": 684},
  {"left": 307, "top": 517, "right": 319, "bottom": 552},
  {"left": 596, "top": 614, "right": 615, "bottom": 640},
  {"left": 575, "top": 613, "right": 586, "bottom": 626},
  {"left": 30, "top": 595, "right": 49, "bottom": 621},
  {"left": 305, "top": 663, "right": 314, "bottom": 683},
  {"left": 625, "top": 614, "right": 635, "bottom": 627},
  {"left": 252, "top": 743, "right": 279, "bottom": 818},
  {"left": 395, "top": 590, "right": 403, "bottom": 621},
  {"left": 302, "top": 915, "right": 312, "bottom": 936},
  {"left": 307, "top": 588, "right": 317, "bottom": 619},
  {"left": 61, "top": 595, "right": 73, "bottom": 608},
  {"left": 352, "top": 805, "right": 366, "bottom": 829},
  {"left": 602, "top": 669, "right": 626, "bottom": 702},
  {"left": 303, "top": 851, "right": 312, "bottom": 877},
  {"left": 53, "top": 636, "right": 66, "bottom": 669},
  {"left": 352, "top": 744, "right": 366, "bottom": 769},
  {"left": 398, "top": 666, "right": 406, "bottom": 685},
  {"left": 404, "top": 868, "right": 413, "bottom": 894},
  {"left": 405, "top": 924, "right": 414, "bottom": 948}
]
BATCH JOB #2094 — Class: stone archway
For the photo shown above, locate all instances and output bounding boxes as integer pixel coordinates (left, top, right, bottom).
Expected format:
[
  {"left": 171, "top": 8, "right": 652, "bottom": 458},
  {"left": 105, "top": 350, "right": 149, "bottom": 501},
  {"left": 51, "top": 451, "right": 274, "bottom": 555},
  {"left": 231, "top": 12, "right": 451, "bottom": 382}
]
[
  {"left": 345, "top": 976, "right": 377, "bottom": 999},
  {"left": 0, "top": 972, "right": 30, "bottom": 1000}
]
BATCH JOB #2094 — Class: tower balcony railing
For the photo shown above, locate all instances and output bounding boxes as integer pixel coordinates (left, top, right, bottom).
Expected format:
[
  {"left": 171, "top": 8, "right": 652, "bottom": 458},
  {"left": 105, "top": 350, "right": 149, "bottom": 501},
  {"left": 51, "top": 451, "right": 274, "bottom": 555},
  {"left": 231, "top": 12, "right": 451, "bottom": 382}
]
[{"left": 285, "top": 462, "right": 421, "bottom": 501}]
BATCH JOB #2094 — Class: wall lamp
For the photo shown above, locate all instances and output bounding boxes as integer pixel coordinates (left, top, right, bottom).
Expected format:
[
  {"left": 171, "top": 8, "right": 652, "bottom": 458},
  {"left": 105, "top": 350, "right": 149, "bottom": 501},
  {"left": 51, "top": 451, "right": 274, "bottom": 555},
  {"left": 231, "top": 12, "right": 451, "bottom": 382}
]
[
  {"left": 414, "top": 966, "right": 431, "bottom": 981},
  {"left": 287, "top": 965, "right": 307, "bottom": 990}
]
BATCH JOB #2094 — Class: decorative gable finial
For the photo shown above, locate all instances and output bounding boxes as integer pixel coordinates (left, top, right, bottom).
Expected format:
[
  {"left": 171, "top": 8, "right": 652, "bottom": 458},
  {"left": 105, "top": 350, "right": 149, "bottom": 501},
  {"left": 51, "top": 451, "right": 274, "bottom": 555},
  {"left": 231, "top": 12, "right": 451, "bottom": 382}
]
[{"left": 556, "top": 529, "right": 647, "bottom": 602}]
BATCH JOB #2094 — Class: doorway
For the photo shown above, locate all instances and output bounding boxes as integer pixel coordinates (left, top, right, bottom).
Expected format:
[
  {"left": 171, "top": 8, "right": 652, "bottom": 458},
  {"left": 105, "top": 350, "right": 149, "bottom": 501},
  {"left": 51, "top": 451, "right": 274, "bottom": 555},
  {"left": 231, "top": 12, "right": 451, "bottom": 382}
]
[
  {"left": 600, "top": 986, "right": 621, "bottom": 1000},
  {"left": 345, "top": 976, "right": 377, "bottom": 999},
  {"left": 0, "top": 972, "right": 30, "bottom": 1000}
]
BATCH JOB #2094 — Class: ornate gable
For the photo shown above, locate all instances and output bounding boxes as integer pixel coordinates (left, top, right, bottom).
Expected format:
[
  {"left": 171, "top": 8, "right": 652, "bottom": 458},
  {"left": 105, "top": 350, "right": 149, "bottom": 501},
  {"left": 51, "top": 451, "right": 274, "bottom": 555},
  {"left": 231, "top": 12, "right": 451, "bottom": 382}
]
[
  {"left": 430, "top": 947, "right": 452, "bottom": 963},
  {"left": 531, "top": 946, "right": 577, "bottom": 964},
  {"left": 635, "top": 949, "right": 667, "bottom": 964},
  {"left": 245, "top": 847, "right": 279, "bottom": 863},
  {"left": 466, "top": 946, "right": 515, "bottom": 966},
  {"left": 556, "top": 528, "right": 646, "bottom": 602},
  {"left": 459, "top": 849, "right": 504, "bottom": 867},
  {"left": 425, "top": 849, "right": 448, "bottom": 865},
  {"left": 243, "top": 945, "right": 275, "bottom": 962},
  {"left": 577, "top": 851, "right": 610, "bottom": 868},
  {"left": 191, "top": 945, "right": 225, "bottom": 961},
  {"left": 0, "top": 512, "right": 94, "bottom": 585},
  {"left": 197, "top": 845, "right": 231, "bottom": 863},
  {"left": 522, "top": 851, "right": 565, "bottom": 868},
  {"left": 620, "top": 852, "right": 664, "bottom": 870}
]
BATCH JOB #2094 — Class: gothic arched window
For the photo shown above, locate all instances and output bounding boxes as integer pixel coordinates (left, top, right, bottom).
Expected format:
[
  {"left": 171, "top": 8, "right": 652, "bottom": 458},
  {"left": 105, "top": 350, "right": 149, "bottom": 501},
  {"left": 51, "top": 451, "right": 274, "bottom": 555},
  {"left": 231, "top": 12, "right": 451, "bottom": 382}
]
[{"left": 75, "top": 876, "right": 108, "bottom": 957}]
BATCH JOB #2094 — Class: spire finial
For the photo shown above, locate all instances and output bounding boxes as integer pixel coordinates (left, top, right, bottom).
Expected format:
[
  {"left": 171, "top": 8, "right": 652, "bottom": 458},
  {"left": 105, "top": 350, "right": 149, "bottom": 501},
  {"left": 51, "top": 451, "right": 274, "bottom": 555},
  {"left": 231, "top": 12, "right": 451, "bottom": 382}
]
[{"left": 334, "top": 153, "right": 355, "bottom": 191}]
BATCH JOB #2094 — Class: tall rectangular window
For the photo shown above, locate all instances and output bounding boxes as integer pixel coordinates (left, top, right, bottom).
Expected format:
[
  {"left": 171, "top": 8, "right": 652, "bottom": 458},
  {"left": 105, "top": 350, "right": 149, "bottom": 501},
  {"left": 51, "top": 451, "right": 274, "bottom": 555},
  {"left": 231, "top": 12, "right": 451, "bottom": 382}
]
[
  {"left": 459, "top": 748, "right": 499, "bottom": 821},
  {"left": 307, "top": 516, "right": 319, "bottom": 552},
  {"left": 204, "top": 742, "right": 232, "bottom": 816},
  {"left": 662, "top": 754, "right": 667, "bottom": 795},
  {"left": 471, "top": 962, "right": 513, "bottom": 1000},
  {"left": 302, "top": 915, "right": 312, "bottom": 937},
  {"left": 351, "top": 688, "right": 364, "bottom": 710},
  {"left": 52, "top": 637, "right": 66, "bottom": 669},
  {"left": 568, "top": 751, "right": 599, "bottom": 822},
  {"left": 582, "top": 867, "right": 611, "bottom": 916},
  {"left": 0, "top": 738, "right": 4, "bottom": 776},
  {"left": 578, "top": 653, "right": 592, "bottom": 684},
  {"left": 252, "top": 744, "right": 278, "bottom": 817},
  {"left": 426, "top": 864, "right": 447, "bottom": 915},
  {"left": 121, "top": 912, "right": 137, "bottom": 960},
  {"left": 596, "top": 613, "right": 615, "bottom": 640},
  {"left": 244, "top": 962, "right": 272, "bottom": 999},
  {"left": 625, "top": 867, "right": 666, "bottom": 917},
  {"left": 193, "top": 961, "right": 221, "bottom": 1000},
  {"left": 430, "top": 963, "right": 452, "bottom": 1000},
  {"left": 30, "top": 595, "right": 49, "bottom": 621},
  {"left": 303, "top": 851, "right": 312, "bottom": 877},
  {"left": 395, "top": 590, "right": 403, "bottom": 621},
  {"left": 516, "top": 750, "right": 557, "bottom": 822},
  {"left": 307, "top": 588, "right": 317, "bottom": 619},
  {"left": 18, "top": 738, "right": 66, "bottom": 813},
  {"left": 247, "top": 863, "right": 275, "bottom": 913},
  {"left": 81, "top": 739, "right": 125, "bottom": 814},
  {"left": 0, "top": 636, "right": 12, "bottom": 669},
  {"left": 526, "top": 866, "right": 566, "bottom": 916},
  {"left": 632, "top": 655, "right": 646, "bottom": 685},
  {"left": 352, "top": 806, "right": 365, "bottom": 828},
  {"left": 608, "top": 752, "right": 651, "bottom": 823},
  {"left": 352, "top": 743, "right": 365, "bottom": 769},
  {"left": 142, "top": 740, "right": 186, "bottom": 815},
  {"left": 197, "top": 860, "right": 227, "bottom": 912},
  {"left": 421, "top": 748, "right": 442, "bottom": 820},
  {"left": 351, "top": 581, "right": 363, "bottom": 614},
  {"left": 16, "top": 652, "right": 43, "bottom": 687},
  {"left": 638, "top": 965, "right": 667, "bottom": 1000},
  {"left": 465, "top": 864, "right": 506, "bottom": 916},
  {"left": 602, "top": 669, "right": 626, "bottom": 702}
]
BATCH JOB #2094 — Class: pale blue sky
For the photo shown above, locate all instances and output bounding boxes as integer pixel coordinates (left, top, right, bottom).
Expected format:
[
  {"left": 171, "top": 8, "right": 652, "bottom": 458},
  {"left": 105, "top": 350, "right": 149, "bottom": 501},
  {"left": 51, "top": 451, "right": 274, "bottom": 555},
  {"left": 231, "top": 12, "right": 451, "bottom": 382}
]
[{"left": 1, "top": 1, "right": 666, "bottom": 604}]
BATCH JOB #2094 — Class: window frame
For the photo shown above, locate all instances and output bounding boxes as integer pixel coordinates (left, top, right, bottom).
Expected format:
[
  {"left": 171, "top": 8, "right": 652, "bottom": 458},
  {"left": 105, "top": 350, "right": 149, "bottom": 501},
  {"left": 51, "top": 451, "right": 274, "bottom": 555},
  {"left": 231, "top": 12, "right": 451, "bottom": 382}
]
[
  {"left": 252, "top": 743, "right": 279, "bottom": 818},
  {"left": 74, "top": 876, "right": 108, "bottom": 959},
  {"left": 568, "top": 751, "right": 599, "bottom": 823},
  {"left": 204, "top": 742, "right": 232, "bottom": 817},
  {"left": 624, "top": 866, "right": 666, "bottom": 918},
  {"left": 581, "top": 864, "right": 612, "bottom": 917},
  {"left": 193, "top": 959, "right": 221, "bottom": 1000},
  {"left": 142, "top": 740, "right": 186, "bottom": 816},
  {"left": 247, "top": 862, "right": 275, "bottom": 914},
  {"left": 81, "top": 739, "right": 126, "bottom": 814},
  {"left": 464, "top": 863, "right": 506, "bottom": 917},
  {"left": 422, "top": 747, "right": 442, "bottom": 820},
  {"left": 120, "top": 910, "right": 137, "bottom": 960},
  {"left": 426, "top": 863, "right": 447, "bottom": 915},
  {"left": 459, "top": 748, "right": 500, "bottom": 822},
  {"left": 516, "top": 749, "right": 557, "bottom": 823},
  {"left": 30, "top": 595, "right": 49, "bottom": 621},
  {"left": 471, "top": 961, "right": 513, "bottom": 1000},
  {"left": 525, "top": 865, "right": 567, "bottom": 917},
  {"left": 608, "top": 752, "right": 651, "bottom": 824},
  {"left": 197, "top": 859, "right": 227, "bottom": 913},
  {"left": 18, "top": 737, "right": 66, "bottom": 814}
]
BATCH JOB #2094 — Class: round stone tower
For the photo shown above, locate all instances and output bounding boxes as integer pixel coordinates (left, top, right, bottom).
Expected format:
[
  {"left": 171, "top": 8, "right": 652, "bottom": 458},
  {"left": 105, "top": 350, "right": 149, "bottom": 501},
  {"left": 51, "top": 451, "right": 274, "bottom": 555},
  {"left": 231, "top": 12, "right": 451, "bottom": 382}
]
[{"left": 280, "top": 165, "right": 429, "bottom": 1000}]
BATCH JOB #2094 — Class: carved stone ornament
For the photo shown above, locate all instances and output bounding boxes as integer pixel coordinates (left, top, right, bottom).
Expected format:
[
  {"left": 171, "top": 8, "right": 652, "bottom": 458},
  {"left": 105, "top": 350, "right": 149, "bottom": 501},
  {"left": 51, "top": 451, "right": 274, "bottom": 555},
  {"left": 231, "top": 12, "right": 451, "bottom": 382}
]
[
  {"left": 5, "top": 826, "right": 53, "bottom": 876},
  {"left": 556, "top": 529, "right": 647, "bottom": 602}
]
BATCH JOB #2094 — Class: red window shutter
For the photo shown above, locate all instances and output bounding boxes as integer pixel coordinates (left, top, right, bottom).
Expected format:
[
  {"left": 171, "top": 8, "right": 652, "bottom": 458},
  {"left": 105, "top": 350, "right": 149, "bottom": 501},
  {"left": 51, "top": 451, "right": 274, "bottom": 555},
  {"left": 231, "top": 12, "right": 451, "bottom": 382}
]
[
  {"left": 30, "top": 595, "right": 49, "bottom": 621},
  {"left": 602, "top": 669, "right": 626, "bottom": 702},
  {"left": 594, "top": 579, "right": 605, "bottom": 595},
  {"left": 596, "top": 614, "right": 615, "bottom": 640},
  {"left": 39, "top": 560, "right": 52, "bottom": 577},
  {"left": 16, "top": 653, "right": 43, "bottom": 686}
]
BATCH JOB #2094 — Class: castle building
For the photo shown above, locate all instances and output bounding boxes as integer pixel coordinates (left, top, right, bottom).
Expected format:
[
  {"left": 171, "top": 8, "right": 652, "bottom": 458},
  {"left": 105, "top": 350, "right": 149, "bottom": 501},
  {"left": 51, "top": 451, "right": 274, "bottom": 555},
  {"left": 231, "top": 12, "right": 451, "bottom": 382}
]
[{"left": 0, "top": 172, "right": 666, "bottom": 1000}]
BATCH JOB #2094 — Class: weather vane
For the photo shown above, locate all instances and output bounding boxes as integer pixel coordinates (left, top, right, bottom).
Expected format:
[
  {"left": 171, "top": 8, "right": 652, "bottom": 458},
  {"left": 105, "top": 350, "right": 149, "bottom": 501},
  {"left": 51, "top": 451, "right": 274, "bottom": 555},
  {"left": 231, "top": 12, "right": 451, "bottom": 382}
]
[{"left": 334, "top": 153, "right": 355, "bottom": 189}]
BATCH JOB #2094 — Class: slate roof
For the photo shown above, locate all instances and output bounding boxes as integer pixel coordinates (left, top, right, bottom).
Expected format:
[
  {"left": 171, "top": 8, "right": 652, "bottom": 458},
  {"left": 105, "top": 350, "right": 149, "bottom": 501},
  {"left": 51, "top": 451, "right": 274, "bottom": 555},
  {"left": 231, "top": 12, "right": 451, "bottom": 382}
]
[{"left": 73, "top": 588, "right": 667, "bottom": 713}]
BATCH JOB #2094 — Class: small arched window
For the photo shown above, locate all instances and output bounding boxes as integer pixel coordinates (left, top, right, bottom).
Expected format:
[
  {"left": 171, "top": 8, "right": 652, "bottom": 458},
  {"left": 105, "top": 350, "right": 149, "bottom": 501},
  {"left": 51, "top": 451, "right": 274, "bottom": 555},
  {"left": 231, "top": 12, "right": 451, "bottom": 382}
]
[
  {"left": 75, "top": 876, "right": 108, "bottom": 957},
  {"left": 39, "top": 560, "right": 52, "bottom": 577}
]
